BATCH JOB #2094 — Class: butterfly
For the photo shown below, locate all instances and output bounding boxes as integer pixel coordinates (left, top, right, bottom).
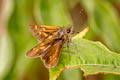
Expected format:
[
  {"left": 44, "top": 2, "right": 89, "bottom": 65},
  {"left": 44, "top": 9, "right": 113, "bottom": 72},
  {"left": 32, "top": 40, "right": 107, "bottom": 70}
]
[{"left": 26, "top": 25, "right": 73, "bottom": 68}]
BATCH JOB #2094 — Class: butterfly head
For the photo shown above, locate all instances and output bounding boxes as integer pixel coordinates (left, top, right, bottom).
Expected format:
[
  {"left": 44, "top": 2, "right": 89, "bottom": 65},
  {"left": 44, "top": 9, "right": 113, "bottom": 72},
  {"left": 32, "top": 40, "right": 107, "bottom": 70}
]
[
  {"left": 65, "top": 26, "right": 73, "bottom": 34},
  {"left": 56, "top": 27, "right": 72, "bottom": 37}
]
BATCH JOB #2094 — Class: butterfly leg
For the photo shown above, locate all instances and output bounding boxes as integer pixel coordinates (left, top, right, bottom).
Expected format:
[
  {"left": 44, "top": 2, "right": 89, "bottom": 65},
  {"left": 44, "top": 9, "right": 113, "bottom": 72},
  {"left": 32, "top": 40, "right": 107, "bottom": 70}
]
[
  {"left": 68, "top": 37, "right": 78, "bottom": 55},
  {"left": 66, "top": 43, "right": 71, "bottom": 61}
]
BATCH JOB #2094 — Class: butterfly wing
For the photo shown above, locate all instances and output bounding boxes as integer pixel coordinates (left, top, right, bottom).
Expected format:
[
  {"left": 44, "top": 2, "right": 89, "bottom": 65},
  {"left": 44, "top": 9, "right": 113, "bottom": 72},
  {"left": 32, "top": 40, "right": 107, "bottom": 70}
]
[
  {"left": 42, "top": 40, "right": 64, "bottom": 67},
  {"left": 29, "top": 25, "right": 60, "bottom": 41},
  {"left": 26, "top": 37, "right": 56, "bottom": 58}
]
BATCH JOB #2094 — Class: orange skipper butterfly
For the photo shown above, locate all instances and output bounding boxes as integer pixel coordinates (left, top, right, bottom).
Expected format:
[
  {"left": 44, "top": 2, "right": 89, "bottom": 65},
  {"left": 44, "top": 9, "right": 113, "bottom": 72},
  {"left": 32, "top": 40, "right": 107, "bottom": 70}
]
[{"left": 26, "top": 25, "right": 73, "bottom": 68}]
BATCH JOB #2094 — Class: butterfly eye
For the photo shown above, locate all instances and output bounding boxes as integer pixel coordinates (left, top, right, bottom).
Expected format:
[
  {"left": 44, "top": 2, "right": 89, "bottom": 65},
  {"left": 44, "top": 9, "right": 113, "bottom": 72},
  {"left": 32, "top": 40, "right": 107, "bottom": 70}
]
[{"left": 67, "top": 29, "right": 71, "bottom": 33}]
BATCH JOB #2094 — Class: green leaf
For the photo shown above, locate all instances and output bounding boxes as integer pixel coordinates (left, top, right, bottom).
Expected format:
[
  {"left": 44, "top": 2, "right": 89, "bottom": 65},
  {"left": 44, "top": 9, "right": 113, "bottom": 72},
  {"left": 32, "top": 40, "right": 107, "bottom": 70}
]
[{"left": 49, "top": 32, "right": 120, "bottom": 80}]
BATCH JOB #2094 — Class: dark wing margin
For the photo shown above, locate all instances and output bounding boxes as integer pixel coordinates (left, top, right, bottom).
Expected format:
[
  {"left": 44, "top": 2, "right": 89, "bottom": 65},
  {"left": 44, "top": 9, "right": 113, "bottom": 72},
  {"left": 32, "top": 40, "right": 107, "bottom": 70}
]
[
  {"left": 42, "top": 40, "right": 63, "bottom": 67},
  {"left": 29, "top": 25, "right": 60, "bottom": 41}
]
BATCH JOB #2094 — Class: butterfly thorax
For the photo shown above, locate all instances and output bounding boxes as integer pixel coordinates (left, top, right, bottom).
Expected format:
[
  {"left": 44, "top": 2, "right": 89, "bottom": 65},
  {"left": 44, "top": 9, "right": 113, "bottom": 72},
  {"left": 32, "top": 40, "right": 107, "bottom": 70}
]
[{"left": 55, "top": 27, "right": 72, "bottom": 43}]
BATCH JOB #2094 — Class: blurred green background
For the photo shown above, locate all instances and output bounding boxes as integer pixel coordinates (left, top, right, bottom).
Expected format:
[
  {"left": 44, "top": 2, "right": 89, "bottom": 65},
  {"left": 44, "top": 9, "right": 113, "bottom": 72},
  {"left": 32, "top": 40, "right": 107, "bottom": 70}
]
[{"left": 0, "top": 0, "right": 120, "bottom": 80}]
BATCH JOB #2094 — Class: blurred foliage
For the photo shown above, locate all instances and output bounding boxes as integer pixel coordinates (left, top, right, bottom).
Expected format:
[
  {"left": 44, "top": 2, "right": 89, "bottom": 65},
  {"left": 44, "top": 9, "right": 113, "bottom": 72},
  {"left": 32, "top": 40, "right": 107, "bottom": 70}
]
[{"left": 0, "top": 0, "right": 120, "bottom": 80}]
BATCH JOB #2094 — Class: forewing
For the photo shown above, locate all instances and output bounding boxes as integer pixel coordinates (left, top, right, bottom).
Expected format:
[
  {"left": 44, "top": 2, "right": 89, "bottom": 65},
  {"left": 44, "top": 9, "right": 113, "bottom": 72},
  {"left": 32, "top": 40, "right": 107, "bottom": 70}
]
[
  {"left": 26, "top": 38, "right": 56, "bottom": 58},
  {"left": 42, "top": 40, "right": 63, "bottom": 67},
  {"left": 29, "top": 25, "right": 60, "bottom": 41}
]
